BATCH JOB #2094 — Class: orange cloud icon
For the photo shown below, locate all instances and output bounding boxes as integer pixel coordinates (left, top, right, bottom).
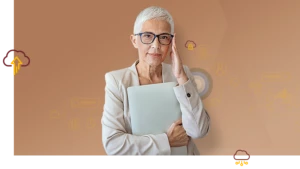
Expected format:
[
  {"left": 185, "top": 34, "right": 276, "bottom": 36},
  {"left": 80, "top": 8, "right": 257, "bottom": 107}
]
[
  {"left": 3, "top": 49, "right": 30, "bottom": 67},
  {"left": 233, "top": 149, "right": 250, "bottom": 160}
]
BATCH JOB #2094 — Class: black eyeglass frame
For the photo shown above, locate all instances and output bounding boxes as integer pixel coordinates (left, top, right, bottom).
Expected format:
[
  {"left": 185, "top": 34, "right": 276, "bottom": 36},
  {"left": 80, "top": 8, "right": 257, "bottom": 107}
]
[{"left": 134, "top": 32, "right": 174, "bottom": 45}]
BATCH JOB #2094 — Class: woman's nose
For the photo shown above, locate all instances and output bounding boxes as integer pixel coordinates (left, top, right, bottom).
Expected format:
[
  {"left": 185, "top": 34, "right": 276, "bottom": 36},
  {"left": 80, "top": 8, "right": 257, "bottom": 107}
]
[{"left": 151, "top": 37, "right": 160, "bottom": 49}]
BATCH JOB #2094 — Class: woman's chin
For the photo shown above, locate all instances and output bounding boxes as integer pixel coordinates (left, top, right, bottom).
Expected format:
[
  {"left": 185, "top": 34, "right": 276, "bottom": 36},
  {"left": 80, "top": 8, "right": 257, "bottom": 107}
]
[{"left": 146, "top": 58, "right": 162, "bottom": 66}]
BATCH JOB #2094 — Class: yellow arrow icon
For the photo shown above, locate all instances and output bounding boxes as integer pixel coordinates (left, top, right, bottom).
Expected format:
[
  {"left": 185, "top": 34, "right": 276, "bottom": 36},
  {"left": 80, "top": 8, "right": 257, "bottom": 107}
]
[{"left": 9, "top": 56, "right": 23, "bottom": 76}]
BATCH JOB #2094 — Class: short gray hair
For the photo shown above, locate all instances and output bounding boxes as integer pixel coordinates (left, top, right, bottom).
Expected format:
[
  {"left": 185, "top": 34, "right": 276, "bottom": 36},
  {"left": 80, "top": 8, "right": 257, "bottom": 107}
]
[{"left": 133, "top": 6, "right": 174, "bottom": 34}]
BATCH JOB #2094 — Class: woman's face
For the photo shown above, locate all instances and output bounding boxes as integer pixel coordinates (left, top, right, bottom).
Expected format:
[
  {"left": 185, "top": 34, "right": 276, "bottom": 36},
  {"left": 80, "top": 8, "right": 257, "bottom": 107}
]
[{"left": 130, "top": 19, "right": 172, "bottom": 67}]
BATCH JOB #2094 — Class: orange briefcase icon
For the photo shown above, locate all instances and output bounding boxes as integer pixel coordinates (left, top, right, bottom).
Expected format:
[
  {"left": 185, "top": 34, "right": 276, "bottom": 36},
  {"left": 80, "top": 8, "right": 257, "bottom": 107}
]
[{"left": 234, "top": 149, "right": 250, "bottom": 166}]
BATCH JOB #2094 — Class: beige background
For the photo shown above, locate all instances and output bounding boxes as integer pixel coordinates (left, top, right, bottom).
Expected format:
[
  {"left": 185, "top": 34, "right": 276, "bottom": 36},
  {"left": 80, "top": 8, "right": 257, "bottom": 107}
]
[{"left": 13, "top": 0, "right": 300, "bottom": 155}]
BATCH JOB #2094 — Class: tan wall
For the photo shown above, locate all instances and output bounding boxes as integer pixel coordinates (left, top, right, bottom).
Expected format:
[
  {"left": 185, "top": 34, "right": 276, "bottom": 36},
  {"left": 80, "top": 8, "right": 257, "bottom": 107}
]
[{"left": 14, "top": 0, "right": 300, "bottom": 155}]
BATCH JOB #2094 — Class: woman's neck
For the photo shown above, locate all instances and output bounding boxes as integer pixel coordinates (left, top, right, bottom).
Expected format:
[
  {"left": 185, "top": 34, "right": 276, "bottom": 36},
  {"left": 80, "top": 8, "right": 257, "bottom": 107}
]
[{"left": 136, "top": 60, "right": 162, "bottom": 82}]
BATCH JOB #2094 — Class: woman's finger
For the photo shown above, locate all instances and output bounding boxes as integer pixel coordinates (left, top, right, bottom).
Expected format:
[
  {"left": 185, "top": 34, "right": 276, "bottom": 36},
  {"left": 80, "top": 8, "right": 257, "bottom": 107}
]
[
  {"left": 172, "top": 33, "right": 176, "bottom": 49},
  {"left": 167, "top": 122, "right": 176, "bottom": 135},
  {"left": 174, "top": 118, "right": 182, "bottom": 125},
  {"left": 183, "top": 136, "right": 189, "bottom": 142}
]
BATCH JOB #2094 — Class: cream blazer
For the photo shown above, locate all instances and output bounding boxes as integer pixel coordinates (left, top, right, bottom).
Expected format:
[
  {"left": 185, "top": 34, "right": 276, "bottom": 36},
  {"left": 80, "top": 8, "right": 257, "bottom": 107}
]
[{"left": 101, "top": 59, "right": 210, "bottom": 155}]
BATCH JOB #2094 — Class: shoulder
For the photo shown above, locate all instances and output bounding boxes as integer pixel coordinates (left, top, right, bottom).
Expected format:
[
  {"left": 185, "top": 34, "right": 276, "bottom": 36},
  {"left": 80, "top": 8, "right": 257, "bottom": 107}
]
[
  {"left": 105, "top": 67, "right": 127, "bottom": 79},
  {"left": 104, "top": 66, "right": 135, "bottom": 86}
]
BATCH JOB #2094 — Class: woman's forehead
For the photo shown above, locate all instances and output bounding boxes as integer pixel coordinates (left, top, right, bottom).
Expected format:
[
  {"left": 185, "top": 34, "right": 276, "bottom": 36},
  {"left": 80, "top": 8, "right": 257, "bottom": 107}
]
[{"left": 141, "top": 19, "right": 171, "bottom": 34}]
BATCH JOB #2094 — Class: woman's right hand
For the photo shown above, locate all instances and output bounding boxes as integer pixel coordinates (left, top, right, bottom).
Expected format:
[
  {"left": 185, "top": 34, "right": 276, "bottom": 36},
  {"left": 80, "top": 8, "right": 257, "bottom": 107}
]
[{"left": 167, "top": 119, "right": 190, "bottom": 147}]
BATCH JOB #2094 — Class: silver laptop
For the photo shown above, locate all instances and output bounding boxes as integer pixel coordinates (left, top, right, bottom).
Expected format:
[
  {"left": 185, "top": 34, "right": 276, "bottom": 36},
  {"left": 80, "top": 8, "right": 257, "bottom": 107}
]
[{"left": 127, "top": 82, "right": 187, "bottom": 155}]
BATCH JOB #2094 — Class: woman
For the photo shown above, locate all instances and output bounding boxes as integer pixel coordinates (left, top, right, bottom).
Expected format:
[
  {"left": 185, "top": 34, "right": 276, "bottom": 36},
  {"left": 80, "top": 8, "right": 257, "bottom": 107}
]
[{"left": 101, "top": 6, "right": 210, "bottom": 155}]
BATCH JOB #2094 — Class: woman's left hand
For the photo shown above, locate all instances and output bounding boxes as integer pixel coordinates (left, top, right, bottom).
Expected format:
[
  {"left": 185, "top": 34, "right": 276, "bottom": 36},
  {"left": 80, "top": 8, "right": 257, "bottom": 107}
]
[{"left": 170, "top": 33, "right": 188, "bottom": 85}]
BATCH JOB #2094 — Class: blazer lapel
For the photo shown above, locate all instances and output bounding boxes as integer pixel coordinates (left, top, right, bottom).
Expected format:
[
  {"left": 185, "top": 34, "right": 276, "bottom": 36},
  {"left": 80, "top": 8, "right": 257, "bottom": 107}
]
[{"left": 128, "top": 59, "right": 140, "bottom": 86}]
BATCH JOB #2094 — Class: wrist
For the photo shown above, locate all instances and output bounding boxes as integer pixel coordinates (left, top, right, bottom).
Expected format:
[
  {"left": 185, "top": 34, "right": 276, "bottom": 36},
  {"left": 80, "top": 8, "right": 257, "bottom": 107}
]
[
  {"left": 176, "top": 73, "right": 188, "bottom": 85},
  {"left": 166, "top": 134, "right": 174, "bottom": 147}
]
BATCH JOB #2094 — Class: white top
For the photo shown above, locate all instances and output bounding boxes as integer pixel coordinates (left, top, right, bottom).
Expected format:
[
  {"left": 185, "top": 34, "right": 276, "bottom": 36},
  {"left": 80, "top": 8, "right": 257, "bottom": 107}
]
[{"left": 101, "top": 59, "right": 210, "bottom": 155}]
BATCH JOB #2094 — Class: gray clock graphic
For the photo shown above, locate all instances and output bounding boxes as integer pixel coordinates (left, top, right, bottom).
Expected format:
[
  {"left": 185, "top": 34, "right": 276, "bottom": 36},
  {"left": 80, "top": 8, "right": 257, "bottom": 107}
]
[{"left": 190, "top": 68, "right": 213, "bottom": 100}]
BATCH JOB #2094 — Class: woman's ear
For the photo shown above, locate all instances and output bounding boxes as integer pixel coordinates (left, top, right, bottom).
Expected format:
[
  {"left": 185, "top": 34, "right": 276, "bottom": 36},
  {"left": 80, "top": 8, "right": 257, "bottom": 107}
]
[{"left": 130, "top": 34, "right": 138, "bottom": 49}]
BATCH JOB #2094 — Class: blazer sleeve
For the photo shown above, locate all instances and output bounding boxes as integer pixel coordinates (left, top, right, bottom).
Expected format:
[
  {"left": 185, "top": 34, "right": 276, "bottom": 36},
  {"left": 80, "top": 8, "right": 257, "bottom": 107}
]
[
  {"left": 101, "top": 72, "right": 171, "bottom": 155},
  {"left": 172, "top": 65, "right": 211, "bottom": 139}
]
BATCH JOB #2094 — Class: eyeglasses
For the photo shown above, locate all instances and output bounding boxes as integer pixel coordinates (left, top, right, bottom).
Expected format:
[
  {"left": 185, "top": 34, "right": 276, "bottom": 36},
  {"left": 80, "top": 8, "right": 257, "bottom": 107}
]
[{"left": 134, "top": 32, "right": 174, "bottom": 45}]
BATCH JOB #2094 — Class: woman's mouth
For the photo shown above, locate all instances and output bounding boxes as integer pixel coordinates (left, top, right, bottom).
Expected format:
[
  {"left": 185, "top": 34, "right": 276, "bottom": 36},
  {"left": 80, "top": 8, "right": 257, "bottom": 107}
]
[{"left": 148, "top": 53, "right": 161, "bottom": 57}]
